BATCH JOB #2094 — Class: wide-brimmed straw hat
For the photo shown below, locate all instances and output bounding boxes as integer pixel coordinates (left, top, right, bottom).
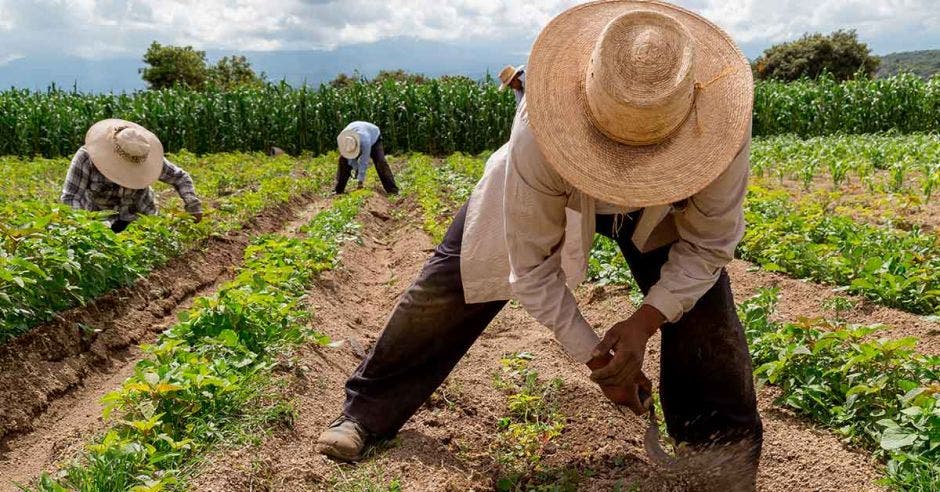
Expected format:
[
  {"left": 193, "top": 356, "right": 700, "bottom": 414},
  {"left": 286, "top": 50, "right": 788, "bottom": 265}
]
[
  {"left": 337, "top": 129, "right": 361, "bottom": 159},
  {"left": 527, "top": 0, "right": 752, "bottom": 207},
  {"left": 498, "top": 65, "right": 525, "bottom": 90},
  {"left": 85, "top": 119, "right": 164, "bottom": 190}
]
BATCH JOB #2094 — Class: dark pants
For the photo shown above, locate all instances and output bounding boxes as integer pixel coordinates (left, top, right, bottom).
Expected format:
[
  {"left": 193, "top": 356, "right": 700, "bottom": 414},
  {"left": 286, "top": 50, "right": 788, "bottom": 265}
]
[
  {"left": 110, "top": 219, "right": 131, "bottom": 233},
  {"left": 335, "top": 139, "right": 399, "bottom": 194},
  {"left": 343, "top": 205, "right": 762, "bottom": 468}
]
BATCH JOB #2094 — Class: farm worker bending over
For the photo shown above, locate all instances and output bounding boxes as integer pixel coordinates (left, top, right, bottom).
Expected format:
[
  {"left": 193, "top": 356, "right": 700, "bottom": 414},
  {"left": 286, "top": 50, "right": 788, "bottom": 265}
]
[
  {"left": 319, "top": 1, "right": 762, "bottom": 488},
  {"left": 498, "top": 64, "right": 525, "bottom": 105},
  {"left": 61, "top": 119, "right": 202, "bottom": 233},
  {"left": 335, "top": 121, "right": 400, "bottom": 195}
]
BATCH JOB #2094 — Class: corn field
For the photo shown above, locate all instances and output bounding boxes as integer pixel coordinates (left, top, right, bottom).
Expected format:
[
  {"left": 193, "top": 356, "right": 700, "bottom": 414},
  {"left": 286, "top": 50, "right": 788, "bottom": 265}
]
[{"left": 1, "top": 74, "right": 939, "bottom": 158}]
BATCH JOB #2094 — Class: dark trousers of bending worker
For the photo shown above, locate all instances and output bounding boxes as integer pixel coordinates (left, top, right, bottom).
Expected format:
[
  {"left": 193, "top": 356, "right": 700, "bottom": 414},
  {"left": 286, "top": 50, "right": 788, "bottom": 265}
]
[
  {"left": 334, "top": 138, "right": 400, "bottom": 195},
  {"left": 341, "top": 204, "right": 763, "bottom": 484}
]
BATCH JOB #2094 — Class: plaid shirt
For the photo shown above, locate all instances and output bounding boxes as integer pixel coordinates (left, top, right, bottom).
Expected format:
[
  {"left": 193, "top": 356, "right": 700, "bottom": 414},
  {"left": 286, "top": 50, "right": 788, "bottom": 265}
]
[{"left": 61, "top": 147, "right": 202, "bottom": 222}]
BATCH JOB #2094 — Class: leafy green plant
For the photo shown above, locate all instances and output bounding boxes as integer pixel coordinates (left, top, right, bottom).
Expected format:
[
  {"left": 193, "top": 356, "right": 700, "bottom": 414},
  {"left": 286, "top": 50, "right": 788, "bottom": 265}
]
[
  {"left": 0, "top": 152, "right": 336, "bottom": 343},
  {"left": 30, "top": 191, "right": 371, "bottom": 491},
  {"left": 740, "top": 289, "right": 940, "bottom": 490},
  {"left": 491, "top": 352, "right": 568, "bottom": 491},
  {"left": 740, "top": 185, "right": 940, "bottom": 315}
]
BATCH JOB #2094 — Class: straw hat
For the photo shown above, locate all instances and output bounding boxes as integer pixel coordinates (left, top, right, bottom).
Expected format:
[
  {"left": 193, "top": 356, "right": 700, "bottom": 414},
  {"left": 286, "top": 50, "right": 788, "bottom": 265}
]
[
  {"left": 498, "top": 65, "right": 525, "bottom": 90},
  {"left": 85, "top": 119, "right": 165, "bottom": 190},
  {"left": 337, "top": 129, "right": 361, "bottom": 159},
  {"left": 526, "top": 0, "right": 753, "bottom": 207}
]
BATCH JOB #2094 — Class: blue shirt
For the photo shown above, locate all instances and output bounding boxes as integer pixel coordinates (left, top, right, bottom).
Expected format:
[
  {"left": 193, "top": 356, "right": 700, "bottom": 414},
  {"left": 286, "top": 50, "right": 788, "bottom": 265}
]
[{"left": 343, "top": 121, "right": 381, "bottom": 182}]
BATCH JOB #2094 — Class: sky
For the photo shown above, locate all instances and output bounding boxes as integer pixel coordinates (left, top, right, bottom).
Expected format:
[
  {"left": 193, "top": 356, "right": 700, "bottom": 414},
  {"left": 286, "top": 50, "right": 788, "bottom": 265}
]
[{"left": 0, "top": 0, "right": 938, "bottom": 84}]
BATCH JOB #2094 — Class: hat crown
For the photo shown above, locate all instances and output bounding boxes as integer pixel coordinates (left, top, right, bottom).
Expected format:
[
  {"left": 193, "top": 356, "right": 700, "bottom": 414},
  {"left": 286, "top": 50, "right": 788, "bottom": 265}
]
[
  {"left": 584, "top": 10, "right": 696, "bottom": 146},
  {"left": 115, "top": 127, "right": 151, "bottom": 159}
]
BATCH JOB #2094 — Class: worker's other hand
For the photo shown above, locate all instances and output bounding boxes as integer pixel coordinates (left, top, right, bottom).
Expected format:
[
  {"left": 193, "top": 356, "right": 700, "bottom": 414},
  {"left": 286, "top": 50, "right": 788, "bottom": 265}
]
[
  {"left": 589, "top": 304, "right": 664, "bottom": 391},
  {"left": 191, "top": 212, "right": 203, "bottom": 223}
]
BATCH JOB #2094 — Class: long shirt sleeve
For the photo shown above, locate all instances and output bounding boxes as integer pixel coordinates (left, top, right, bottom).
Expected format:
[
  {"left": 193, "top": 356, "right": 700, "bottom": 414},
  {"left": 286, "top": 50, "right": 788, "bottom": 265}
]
[
  {"left": 642, "top": 139, "right": 750, "bottom": 322},
  {"left": 504, "top": 115, "right": 601, "bottom": 363},
  {"left": 61, "top": 148, "right": 93, "bottom": 209},
  {"left": 158, "top": 159, "right": 202, "bottom": 214}
]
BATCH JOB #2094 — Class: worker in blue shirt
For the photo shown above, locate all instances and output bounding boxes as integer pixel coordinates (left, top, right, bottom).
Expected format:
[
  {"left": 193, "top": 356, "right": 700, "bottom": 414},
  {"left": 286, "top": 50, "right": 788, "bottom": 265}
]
[{"left": 336, "top": 121, "right": 399, "bottom": 195}]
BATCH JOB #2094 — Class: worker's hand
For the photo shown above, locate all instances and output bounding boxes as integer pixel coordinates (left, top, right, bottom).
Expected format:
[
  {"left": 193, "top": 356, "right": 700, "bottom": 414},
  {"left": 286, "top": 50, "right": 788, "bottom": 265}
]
[
  {"left": 589, "top": 304, "right": 664, "bottom": 401},
  {"left": 191, "top": 212, "right": 203, "bottom": 223},
  {"left": 587, "top": 352, "right": 654, "bottom": 415}
]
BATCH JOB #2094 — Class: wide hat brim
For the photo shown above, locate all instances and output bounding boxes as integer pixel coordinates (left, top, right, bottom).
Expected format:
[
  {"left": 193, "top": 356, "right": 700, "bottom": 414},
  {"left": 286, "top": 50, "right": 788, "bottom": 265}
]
[
  {"left": 499, "top": 66, "right": 524, "bottom": 90},
  {"left": 338, "top": 129, "right": 362, "bottom": 159},
  {"left": 85, "top": 119, "right": 164, "bottom": 190},
  {"left": 527, "top": 0, "right": 753, "bottom": 207}
]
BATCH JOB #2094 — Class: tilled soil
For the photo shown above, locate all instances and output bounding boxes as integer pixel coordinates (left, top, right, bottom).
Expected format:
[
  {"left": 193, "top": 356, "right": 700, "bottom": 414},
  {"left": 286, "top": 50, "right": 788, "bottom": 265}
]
[
  {"left": 192, "top": 195, "right": 886, "bottom": 492},
  {"left": 0, "top": 193, "right": 330, "bottom": 489}
]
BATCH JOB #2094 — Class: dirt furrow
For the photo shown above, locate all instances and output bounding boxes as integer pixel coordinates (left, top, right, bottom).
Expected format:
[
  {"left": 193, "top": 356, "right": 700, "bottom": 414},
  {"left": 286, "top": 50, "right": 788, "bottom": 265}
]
[
  {"left": 192, "top": 195, "right": 885, "bottom": 492},
  {"left": 0, "top": 193, "right": 331, "bottom": 489}
]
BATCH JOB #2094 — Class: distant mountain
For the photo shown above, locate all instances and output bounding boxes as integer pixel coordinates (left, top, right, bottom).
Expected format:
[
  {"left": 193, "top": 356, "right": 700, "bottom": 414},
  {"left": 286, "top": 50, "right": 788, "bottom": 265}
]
[
  {"left": 877, "top": 49, "right": 940, "bottom": 79},
  {"left": 0, "top": 37, "right": 530, "bottom": 93}
]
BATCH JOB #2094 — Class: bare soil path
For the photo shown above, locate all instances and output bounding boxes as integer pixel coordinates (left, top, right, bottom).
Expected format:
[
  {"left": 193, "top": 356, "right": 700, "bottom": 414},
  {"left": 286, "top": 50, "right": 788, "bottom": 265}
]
[
  {"left": 191, "top": 194, "right": 885, "bottom": 492},
  {"left": 0, "top": 193, "right": 332, "bottom": 490}
]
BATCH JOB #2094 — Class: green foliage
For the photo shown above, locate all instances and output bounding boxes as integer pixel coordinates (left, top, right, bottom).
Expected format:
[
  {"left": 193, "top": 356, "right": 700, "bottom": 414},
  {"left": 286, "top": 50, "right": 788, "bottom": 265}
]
[
  {"left": 878, "top": 50, "right": 940, "bottom": 80},
  {"left": 0, "top": 152, "right": 336, "bottom": 344},
  {"left": 140, "top": 42, "right": 211, "bottom": 90},
  {"left": 492, "top": 353, "right": 568, "bottom": 491},
  {"left": 2, "top": 76, "right": 939, "bottom": 159},
  {"left": 752, "top": 74, "right": 940, "bottom": 136},
  {"left": 398, "top": 154, "right": 450, "bottom": 242},
  {"left": 750, "top": 133, "right": 940, "bottom": 198},
  {"left": 754, "top": 30, "right": 880, "bottom": 81},
  {"left": 739, "top": 186, "right": 940, "bottom": 315},
  {"left": 740, "top": 290, "right": 940, "bottom": 490},
  {"left": 208, "top": 56, "right": 266, "bottom": 90},
  {"left": 31, "top": 191, "right": 371, "bottom": 491}
]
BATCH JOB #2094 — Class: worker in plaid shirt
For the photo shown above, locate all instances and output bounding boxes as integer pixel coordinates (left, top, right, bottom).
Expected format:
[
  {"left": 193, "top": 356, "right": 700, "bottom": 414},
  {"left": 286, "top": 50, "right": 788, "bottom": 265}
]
[{"left": 61, "top": 119, "right": 202, "bottom": 233}]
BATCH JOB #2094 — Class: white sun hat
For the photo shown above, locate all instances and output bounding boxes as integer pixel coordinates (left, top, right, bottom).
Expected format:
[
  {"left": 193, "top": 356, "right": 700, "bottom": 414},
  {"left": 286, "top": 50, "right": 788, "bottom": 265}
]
[
  {"left": 85, "top": 119, "right": 165, "bottom": 190},
  {"left": 526, "top": 0, "right": 753, "bottom": 207},
  {"left": 337, "top": 129, "right": 361, "bottom": 159},
  {"left": 498, "top": 65, "right": 525, "bottom": 90}
]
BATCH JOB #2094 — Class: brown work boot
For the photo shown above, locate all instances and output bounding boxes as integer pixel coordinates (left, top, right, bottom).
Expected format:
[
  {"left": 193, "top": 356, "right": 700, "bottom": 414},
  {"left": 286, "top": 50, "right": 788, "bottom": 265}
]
[{"left": 317, "top": 416, "right": 370, "bottom": 462}]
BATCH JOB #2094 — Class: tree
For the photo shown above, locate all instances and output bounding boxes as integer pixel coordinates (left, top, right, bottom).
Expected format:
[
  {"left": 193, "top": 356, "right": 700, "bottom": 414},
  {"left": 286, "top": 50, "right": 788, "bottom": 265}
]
[
  {"left": 372, "top": 69, "right": 427, "bottom": 85},
  {"left": 208, "top": 55, "right": 265, "bottom": 89},
  {"left": 753, "top": 30, "right": 880, "bottom": 81},
  {"left": 140, "top": 42, "right": 210, "bottom": 89},
  {"left": 328, "top": 71, "right": 362, "bottom": 88}
]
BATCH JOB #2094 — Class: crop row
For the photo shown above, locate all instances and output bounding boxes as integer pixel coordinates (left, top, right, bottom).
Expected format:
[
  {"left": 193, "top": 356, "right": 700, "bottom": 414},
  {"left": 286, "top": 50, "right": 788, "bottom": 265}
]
[
  {"left": 752, "top": 133, "right": 940, "bottom": 200},
  {"left": 741, "top": 186, "right": 940, "bottom": 315},
  {"left": 0, "top": 152, "right": 336, "bottom": 343},
  {"left": 2, "top": 74, "right": 938, "bottom": 158},
  {"left": 741, "top": 290, "right": 939, "bottom": 490},
  {"left": 30, "top": 191, "right": 371, "bottom": 491}
]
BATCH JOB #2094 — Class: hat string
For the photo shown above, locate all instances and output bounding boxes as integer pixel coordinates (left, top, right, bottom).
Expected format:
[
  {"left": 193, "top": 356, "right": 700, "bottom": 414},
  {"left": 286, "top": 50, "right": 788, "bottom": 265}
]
[
  {"left": 691, "top": 65, "right": 736, "bottom": 133},
  {"left": 110, "top": 126, "right": 147, "bottom": 165}
]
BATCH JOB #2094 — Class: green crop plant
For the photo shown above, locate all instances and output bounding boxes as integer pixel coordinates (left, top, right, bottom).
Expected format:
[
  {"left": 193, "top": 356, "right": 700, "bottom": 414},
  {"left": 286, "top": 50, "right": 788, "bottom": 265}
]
[
  {"left": 740, "top": 186, "right": 940, "bottom": 315},
  {"left": 398, "top": 154, "right": 450, "bottom": 242},
  {"left": 1, "top": 75, "right": 938, "bottom": 160},
  {"left": 491, "top": 352, "right": 568, "bottom": 491},
  {"left": 28, "top": 191, "right": 371, "bottom": 492},
  {"left": 0, "top": 152, "right": 336, "bottom": 343},
  {"left": 741, "top": 289, "right": 939, "bottom": 491}
]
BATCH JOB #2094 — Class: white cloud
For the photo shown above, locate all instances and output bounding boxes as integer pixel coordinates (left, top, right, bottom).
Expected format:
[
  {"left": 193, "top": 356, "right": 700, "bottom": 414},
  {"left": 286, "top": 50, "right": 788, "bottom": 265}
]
[{"left": 0, "top": 0, "right": 936, "bottom": 60}]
